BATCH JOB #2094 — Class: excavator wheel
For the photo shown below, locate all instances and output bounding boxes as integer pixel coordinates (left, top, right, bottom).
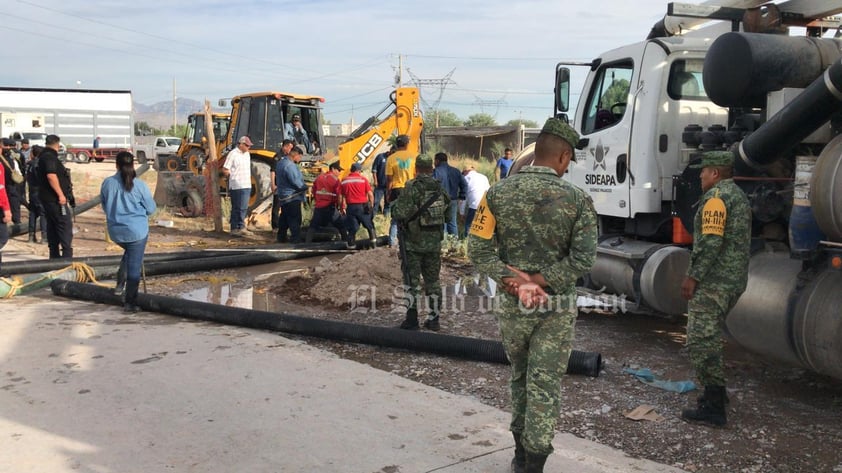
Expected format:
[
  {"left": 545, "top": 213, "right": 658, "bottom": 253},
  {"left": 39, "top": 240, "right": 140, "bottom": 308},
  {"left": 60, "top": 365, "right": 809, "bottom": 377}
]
[
  {"left": 185, "top": 149, "right": 205, "bottom": 175},
  {"left": 178, "top": 189, "right": 204, "bottom": 218},
  {"left": 165, "top": 156, "right": 180, "bottom": 172},
  {"left": 249, "top": 161, "right": 272, "bottom": 210}
]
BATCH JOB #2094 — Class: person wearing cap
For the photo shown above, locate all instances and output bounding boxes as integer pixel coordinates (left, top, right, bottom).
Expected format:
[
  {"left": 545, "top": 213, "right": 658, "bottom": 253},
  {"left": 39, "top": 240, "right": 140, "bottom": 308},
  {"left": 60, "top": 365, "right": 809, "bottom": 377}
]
[
  {"left": 468, "top": 118, "right": 598, "bottom": 472},
  {"left": 391, "top": 153, "right": 449, "bottom": 331},
  {"left": 680, "top": 150, "right": 751, "bottom": 427},
  {"left": 36, "top": 134, "right": 75, "bottom": 259},
  {"left": 385, "top": 134, "right": 416, "bottom": 247},
  {"left": 460, "top": 162, "right": 490, "bottom": 239},
  {"left": 339, "top": 162, "right": 376, "bottom": 248},
  {"left": 100, "top": 151, "right": 157, "bottom": 313},
  {"left": 305, "top": 161, "right": 348, "bottom": 243},
  {"left": 221, "top": 136, "right": 254, "bottom": 236},
  {"left": 19, "top": 138, "right": 31, "bottom": 162},
  {"left": 275, "top": 146, "right": 308, "bottom": 243},
  {"left": 0, "top": 138, "right": 24, "bottom": 226},
  {"left": 271, "top": 139, "right": 295, "bottom": 231},
  {"left": 432, "top": 152, "right": 468, "bottom": 237},
  {"left": 284, "top": 114, "right": 311, "bottom": 153}
]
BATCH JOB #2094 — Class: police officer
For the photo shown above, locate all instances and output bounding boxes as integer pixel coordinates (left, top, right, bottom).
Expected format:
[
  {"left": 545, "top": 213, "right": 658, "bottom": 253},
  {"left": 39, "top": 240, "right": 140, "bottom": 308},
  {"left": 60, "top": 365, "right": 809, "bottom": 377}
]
[
  {"left": 468, "top": 118, "right": 597, "bottom": 472},
  {"left": 391, "top": 154, "right": 449, "bottom": 331},
  {"left": 680, "top": 150, "right": 751, "bottom": 427}
]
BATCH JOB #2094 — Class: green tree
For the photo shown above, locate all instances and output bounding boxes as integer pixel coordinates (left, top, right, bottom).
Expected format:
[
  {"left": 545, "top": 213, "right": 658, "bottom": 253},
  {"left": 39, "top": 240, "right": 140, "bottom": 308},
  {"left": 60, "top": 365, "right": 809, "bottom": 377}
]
[
  {"left": 429, "top": 109, "right": 462, "bottom": 127},
  {"left": 505, "top": 118, "right": 539, "bottom": 128},
  {"left": 464, "top": 113, "right": 497, "bottom": 127},
  {"left": 164, "top": 124, "right": 188, "bottom": 137},
  {"left": 135, "top": 121, "right": 156, "bottom": 136},
  {"left": 601, "top": 79, "right": 630, "bottom": 109}
]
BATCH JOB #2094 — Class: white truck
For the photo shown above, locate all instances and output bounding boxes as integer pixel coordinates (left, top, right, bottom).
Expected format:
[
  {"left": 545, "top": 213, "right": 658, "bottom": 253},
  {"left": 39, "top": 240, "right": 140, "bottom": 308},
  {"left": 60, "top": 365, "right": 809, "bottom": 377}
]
[
  {"left": 0, "top": 87, "right": 137, "bottom": 163},
  {"left": 543, "top": 1, "right": 842, "bottom": 379}
]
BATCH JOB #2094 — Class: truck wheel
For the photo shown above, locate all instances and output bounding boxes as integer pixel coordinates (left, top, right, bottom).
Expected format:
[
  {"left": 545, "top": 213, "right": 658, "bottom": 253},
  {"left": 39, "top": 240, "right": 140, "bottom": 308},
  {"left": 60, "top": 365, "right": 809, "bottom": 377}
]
[
  {"left": 76, "top": 151, "right": 91, "bottom": 163},
  {"left": 249, "top": 161, "right": 272, "bottom": 210},
  {"left": 136, "top": 151, "right": 148, "bottom": 165},
  {"left": 179, "top": 189, "right": 204, "bottom": 217},
  {"left": 165, "top": 156, "right": 180, "bottom": 171},
  {"left": 185, "top": 149, "right": 205, "bottom": 175},
  {"left": 65, "top": 152, "right": 76, "bottom": 163}
]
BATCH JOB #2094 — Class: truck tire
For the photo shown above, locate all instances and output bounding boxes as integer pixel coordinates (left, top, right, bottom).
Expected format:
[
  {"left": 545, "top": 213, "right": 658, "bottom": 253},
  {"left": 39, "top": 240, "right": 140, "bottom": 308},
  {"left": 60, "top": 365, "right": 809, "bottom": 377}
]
[
  {"left": 179, "top": 189, "right": 204, "bottom": 218},
  {"left": 135, "top": 150, "right": 148, "bottom": 165},
  {"left": 64, "top": 152, "right": 76, "bottom": 163},
  {"left": 165, "top": 156, "right": 180, "bottom": 171},
  {"left": 249, "top": 161, "right": 272, "bottom": 210},
  {"left": 76, "top": 151, "right": 91, "bottom": 163},
  {"left": 185, "top": 149, "right": 205, "bottom": 175}
]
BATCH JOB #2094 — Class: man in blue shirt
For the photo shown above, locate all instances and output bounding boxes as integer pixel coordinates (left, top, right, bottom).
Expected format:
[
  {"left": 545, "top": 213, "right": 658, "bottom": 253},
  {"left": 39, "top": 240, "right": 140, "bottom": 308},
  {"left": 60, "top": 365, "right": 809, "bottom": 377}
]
[
  {"left": 275, "top": 146, "right": 308, "bottom": 243},
  {"left": 284, "top": 114, "right": 312, "bottom": 154},
  {"left": 495, "top": 148, "right": 514, "bottom": 180},
  {"left": 371, "top": 147, "right": 392, "bottom": 215},
  {"left": 432, "top": 152, "right": 468, "bottom": 236}
]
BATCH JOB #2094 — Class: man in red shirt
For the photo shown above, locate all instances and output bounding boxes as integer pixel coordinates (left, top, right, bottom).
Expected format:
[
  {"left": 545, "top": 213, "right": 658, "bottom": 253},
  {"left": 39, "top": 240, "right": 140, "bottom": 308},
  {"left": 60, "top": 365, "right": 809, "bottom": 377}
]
[
  {"left": 339, "top": 162, "right": 376, "bottom": 248},
  {"left": 0, "top": 159, "right": 12, "bottom": 274},
  {"left": 305, "top": 162, "right": 348, "bottom": 243}
]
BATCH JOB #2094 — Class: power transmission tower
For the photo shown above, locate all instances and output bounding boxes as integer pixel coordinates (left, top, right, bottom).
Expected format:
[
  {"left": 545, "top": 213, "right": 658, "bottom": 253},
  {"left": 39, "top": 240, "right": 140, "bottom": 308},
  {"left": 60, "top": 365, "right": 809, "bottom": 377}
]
[
  {"left": 473, "top": 95, "right": 508, "bottom": 119},
  {"left": 407, "top": 68, "right": 456, "bottom": 126}
]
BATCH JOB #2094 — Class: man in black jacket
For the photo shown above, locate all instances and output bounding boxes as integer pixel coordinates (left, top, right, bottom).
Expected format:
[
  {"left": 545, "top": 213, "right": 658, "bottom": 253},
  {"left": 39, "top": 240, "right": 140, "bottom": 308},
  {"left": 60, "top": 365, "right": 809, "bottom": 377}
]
[{"left": 36, "top": 135, "right": 74, "bottom": 259}]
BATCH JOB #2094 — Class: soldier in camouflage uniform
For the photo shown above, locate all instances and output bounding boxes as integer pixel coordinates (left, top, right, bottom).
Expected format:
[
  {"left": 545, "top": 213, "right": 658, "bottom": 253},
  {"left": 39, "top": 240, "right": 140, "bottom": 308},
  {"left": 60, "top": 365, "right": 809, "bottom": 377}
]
[
  {"left": 468, "top": 118, "right": 598, "bottom": 473},
  {"left": 681, "top": 151, "right": 751, "bottom": 427},
  {"left": 391, "top": 154, "right": 450, "bottom": 331}
]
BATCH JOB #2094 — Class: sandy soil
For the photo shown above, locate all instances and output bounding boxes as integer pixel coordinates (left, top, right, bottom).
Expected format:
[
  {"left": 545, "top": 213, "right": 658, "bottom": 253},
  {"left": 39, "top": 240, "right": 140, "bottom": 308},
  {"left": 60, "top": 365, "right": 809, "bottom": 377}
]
[{"left": 8, "top": 162, "right": 842, "bottom": 473}]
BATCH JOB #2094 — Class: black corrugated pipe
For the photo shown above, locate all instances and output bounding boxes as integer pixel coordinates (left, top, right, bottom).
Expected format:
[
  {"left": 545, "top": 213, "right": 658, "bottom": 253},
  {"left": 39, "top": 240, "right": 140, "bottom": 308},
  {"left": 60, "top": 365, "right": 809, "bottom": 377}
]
[
  {"left": 737, "top": 57, "right": 842, "bottom": 169},
  {"left": 2, "top": 249, "right": 246, "bottom": 275},
  {"left": 73, "top": 163, "right": 150, "bottom": 215},
  {"left": 50, "top": 280, "right": 603, "bottom": 377}
]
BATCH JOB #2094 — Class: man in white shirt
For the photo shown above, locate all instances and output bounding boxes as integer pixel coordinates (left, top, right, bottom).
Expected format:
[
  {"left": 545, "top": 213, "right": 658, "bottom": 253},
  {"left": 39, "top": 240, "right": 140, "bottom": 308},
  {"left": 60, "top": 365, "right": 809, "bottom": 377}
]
[
  {"left": 460, "top": 163, "right": 490, "bottom": 238},
  {"left": 221, "top": 136, "right": 253, "bottom": 236}
]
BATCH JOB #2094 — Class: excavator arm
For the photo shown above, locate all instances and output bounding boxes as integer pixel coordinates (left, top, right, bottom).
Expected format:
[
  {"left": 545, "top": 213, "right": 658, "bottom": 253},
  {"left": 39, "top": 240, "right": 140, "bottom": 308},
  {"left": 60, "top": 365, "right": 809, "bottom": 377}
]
[{"left": 336, "top": 87, "right": 423, "bottom": 178}]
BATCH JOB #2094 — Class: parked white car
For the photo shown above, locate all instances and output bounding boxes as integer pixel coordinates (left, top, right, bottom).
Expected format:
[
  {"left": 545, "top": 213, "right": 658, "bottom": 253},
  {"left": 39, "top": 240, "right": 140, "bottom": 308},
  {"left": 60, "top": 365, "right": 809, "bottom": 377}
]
[{"left": 154, "top": 136, "right": 182, "bottom": 154}]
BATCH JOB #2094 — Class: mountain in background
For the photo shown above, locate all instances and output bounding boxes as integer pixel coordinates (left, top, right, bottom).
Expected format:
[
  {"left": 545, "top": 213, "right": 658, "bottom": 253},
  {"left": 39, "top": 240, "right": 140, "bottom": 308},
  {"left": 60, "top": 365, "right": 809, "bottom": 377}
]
[{"left": 134, "top": 98, "right": 225, "bottom": 129}]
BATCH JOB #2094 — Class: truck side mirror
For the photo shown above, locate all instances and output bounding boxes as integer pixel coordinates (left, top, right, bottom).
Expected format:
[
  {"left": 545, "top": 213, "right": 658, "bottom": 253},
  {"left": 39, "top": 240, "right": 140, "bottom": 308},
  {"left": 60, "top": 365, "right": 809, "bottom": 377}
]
[{"left": 555, "top": 66, "right": 571, "bottom": 113}]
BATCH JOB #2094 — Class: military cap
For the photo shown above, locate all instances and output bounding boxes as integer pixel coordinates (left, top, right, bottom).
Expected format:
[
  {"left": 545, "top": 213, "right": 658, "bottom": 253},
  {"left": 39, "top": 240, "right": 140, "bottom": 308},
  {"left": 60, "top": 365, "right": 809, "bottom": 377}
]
[
  {"left": 690, "top": 151, "right": 734, "bottom": 168},
  {"left": 416, "top": 153, "right": 433, "bottom": 169},
  {"left": 540, "top": 118, "right": 580, "bottom": 149}
]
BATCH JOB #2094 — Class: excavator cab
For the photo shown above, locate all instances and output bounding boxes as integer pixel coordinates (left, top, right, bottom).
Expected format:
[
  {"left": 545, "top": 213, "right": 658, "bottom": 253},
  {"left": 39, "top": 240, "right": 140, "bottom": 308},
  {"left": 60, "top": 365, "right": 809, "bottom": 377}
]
[
  {"left": 225, "top": 92, "right": 326, "bottom": 208},
  {"left": 177, "top": 112, "right": 231, "bottom": 174}
]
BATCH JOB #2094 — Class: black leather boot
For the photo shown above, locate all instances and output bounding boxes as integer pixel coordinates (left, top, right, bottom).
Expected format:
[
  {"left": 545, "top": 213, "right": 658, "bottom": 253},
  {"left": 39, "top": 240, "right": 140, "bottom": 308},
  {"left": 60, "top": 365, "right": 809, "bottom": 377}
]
[
  {"left": 398, "top": 308, "right": 419, "bottom": 330},
  {"left": 40, "top": 231, "right": 47, "bottom": 244},
  {"left": 28, "top": 232, "right": 36, "bottom": 243},
  {"left": 114, "top": 265, "right": 126, "bottom": 296},
  {"left": 525, "top": 451, "right": 548, "bottom": 473},
  {"left": 511, "top": 432, "right": 526, "bottom": 473},
  {"left": 423, "top": 295, "right": 441, "bottom": 331},
  {"left": 681, "top": 385, "right": 727, "bottom": 426},
  {"left": 123, "top": 280, "right": 140, "bottom": 313}
]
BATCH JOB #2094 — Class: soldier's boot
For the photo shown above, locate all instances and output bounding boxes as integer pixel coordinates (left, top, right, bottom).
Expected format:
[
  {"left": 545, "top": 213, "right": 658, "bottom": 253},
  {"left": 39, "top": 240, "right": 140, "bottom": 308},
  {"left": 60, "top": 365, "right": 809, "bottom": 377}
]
[
  {"left": 510, "top": 432, "right": 526, "bottom": 473},
  {"left": 681, "top": 385, "right": 727, "bottom": 426},
  {"left": 123, "top": 280, "right": 141, "bottom": 313},
  {"left": 423, "top": 295, "right": 441, "bottom": 331},
  {"left": 28, "top": 232, "right": 36, "bottom": 243},
  {"left": 398, "top": 308, "right": 419, "bottom": 330},
  {"left": 524, "top": 451, "right": 548, "bottom": 473}
]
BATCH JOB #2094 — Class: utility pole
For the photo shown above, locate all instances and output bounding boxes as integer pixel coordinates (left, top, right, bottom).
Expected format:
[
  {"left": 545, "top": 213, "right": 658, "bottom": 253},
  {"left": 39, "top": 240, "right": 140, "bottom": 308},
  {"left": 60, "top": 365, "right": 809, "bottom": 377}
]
[
  {"left": 397, "top": 54, "right": 403, "bottom": 88},
  {"left": 172, "top": 78, "right": 177, "bottom": 134}
]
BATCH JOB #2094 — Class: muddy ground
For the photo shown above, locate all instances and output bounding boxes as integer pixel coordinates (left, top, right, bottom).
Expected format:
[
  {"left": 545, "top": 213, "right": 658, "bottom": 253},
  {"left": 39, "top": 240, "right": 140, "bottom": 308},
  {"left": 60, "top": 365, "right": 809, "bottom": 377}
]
[{"left": 8, "top": 162, "right": 842, "bottom": 473}]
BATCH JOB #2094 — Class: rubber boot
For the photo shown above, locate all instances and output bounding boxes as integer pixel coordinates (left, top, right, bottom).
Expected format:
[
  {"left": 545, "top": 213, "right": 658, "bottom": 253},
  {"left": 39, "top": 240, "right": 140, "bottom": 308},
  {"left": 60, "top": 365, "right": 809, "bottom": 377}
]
[
  {"left": 123, "top": 280, "right": 140, "bottom": 313},
  {"left": 398, "top": 308, "right": 419, "bottom": 330},
  {"left": 113, "top": 265, "right": 126, "bottom": 297},
  {"left": 28, "top": 232, "right": 36, "bottom": 243},
  {"left": 511, "top": 432, "right": 526, "bottom": 473},
  {"left": 525, "top": 451, "right": 548, "bottom": 473},
  {"left": 681, "top": 385, "right": 727, "bottom": 426}
]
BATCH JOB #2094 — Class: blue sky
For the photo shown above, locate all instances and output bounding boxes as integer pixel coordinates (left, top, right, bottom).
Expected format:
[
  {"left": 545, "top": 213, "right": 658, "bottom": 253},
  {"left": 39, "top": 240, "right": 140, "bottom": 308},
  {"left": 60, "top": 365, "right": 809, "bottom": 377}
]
[{"left": 4, "top": 0, "right": 680, "bottom": 125}]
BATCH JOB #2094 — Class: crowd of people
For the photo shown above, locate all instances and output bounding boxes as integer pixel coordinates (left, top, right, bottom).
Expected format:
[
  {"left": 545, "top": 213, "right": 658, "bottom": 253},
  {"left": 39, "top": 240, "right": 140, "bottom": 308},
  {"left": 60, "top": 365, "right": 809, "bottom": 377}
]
[{"left": 0, "top": 123, "right": 749, "bottom": 473}]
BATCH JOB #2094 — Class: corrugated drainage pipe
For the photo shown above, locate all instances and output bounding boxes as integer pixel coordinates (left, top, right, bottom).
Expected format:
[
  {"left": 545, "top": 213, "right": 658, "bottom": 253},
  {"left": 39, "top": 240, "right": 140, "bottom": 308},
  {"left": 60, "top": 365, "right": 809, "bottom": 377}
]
[{"left": 50, "top": 280, "right": 602, "bottom": 377}]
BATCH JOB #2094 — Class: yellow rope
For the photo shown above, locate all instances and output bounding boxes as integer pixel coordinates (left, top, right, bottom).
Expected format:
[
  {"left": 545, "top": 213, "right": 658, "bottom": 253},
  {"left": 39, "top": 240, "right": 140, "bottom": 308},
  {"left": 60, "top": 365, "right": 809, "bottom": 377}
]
[
  {"left": 0, "top": 276, "right": 25, "bottom": 299},
  {"left": 0, "top": 262, "right": 109, "bottom": 299}
]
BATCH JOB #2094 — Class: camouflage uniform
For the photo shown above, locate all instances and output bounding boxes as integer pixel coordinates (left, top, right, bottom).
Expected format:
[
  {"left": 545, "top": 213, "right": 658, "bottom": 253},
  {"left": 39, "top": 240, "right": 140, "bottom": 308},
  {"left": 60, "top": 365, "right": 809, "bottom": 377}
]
[
  {"left": 468, "top": 119, "right": 598, "bottom": 457},
  {"left": 686, "top": 155, "right": 751, "bottom": 387},
  {"left": 391, "top": 160, "right": 450, "bottom": 319}
]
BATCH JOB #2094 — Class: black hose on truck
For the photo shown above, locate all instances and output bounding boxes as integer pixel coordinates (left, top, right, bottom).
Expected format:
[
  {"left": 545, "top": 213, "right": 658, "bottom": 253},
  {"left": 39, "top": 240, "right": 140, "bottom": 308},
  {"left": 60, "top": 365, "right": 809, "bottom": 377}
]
[{"left": 50, "top": 280, "right": 603, "bottom": 377}]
